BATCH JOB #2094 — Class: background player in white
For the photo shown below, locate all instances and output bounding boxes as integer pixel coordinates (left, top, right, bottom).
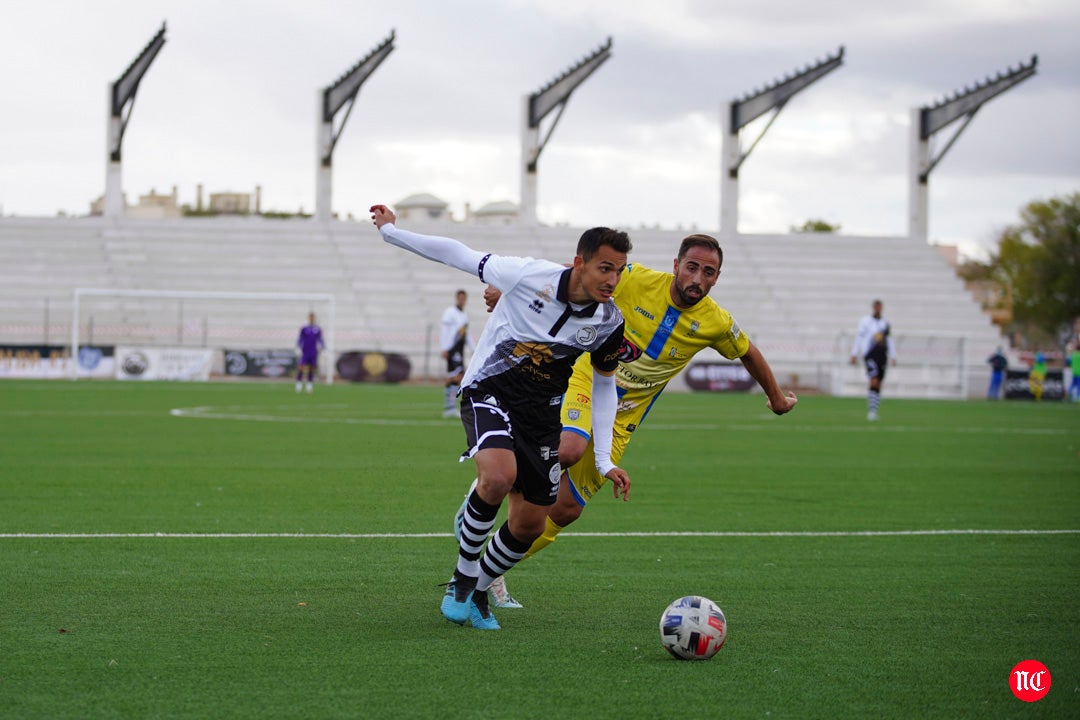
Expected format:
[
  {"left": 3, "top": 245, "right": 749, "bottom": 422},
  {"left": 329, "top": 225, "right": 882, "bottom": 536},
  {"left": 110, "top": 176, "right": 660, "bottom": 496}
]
[
  {"left": 370, "top": 203, "right": 632, "bottom": 631},
  {"left": 439, "top": 289, "right": 473, "bottom": 418},
  {"left": 850, "top": 299, "right": 896, "bottom": 420}
]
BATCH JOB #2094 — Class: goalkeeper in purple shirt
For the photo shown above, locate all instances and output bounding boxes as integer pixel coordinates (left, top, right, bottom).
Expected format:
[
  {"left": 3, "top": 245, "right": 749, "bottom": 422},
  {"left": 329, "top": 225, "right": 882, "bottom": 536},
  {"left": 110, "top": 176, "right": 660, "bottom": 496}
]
[{"left": 295, "top": 312, "right": 324, "bottom": 393}]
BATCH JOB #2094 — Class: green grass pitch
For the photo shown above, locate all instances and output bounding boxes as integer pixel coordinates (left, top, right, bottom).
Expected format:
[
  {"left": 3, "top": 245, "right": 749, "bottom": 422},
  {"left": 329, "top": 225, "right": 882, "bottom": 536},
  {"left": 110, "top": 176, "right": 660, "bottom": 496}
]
[{"left": 1, "top": 380, "right": 1078, "bottom": 719}]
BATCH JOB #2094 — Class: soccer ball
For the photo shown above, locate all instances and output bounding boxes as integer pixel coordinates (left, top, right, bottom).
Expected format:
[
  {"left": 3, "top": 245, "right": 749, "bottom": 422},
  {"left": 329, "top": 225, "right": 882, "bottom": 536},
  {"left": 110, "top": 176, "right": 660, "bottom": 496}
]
[{"left": 659, "top": 595, "right": 727, "bottom": 660}]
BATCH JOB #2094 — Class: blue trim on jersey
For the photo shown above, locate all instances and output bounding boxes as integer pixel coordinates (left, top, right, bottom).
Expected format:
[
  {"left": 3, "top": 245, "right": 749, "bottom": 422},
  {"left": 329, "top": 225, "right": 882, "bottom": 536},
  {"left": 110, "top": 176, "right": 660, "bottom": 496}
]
[
  {"left": 638, "top": 388, "right": 663, "bottom": 427},
  {"left": 644, "top": 306, "right": 681, "bottom": 359},
  {"left": 563, "top": 425, "right": 591, "bottom": 440}
]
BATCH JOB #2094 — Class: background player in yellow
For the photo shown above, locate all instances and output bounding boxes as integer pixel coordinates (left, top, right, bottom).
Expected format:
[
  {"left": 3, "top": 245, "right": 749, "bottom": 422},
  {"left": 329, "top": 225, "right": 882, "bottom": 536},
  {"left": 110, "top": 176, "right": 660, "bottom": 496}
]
[{"left": 471, "top": 233, "right": 798, "bottom": 607}]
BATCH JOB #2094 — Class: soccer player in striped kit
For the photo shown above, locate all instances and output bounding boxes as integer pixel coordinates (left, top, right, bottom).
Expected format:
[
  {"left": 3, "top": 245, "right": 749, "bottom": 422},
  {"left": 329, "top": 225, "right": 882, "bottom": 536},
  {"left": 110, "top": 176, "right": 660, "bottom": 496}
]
[
  {"left": 439, "top": 289, "right": 473, "bottom": 418},
  {"left": 370, "top": 203, "right": 632, "bottom": 631},
  {"left": 850, "top": 299, "right": 896, "bottom": 421}
]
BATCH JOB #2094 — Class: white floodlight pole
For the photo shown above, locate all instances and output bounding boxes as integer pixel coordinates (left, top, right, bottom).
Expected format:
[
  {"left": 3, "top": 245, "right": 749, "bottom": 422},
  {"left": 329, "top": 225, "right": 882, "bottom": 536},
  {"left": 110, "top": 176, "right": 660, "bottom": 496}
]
[
  {"left": 908, "top": 107, "right": 930, "bottom": 242},
  {"left": 520, "top": 95, "right": 541, "bottom": 225},
  {"left": 104, "top": 85, "right": 125, "bottom": 218},
  {"left": 316, "top": 89, "right": 334, "bottom": 222},
  {"left": 719, "top": 106, "right": 739, "bottom": 239}
]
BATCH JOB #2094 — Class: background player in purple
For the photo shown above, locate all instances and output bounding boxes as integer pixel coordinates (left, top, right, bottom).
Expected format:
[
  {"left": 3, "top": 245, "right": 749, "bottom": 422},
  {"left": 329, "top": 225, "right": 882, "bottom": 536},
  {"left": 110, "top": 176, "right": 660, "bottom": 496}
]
[{"left": 295, "top": 312, "right": 324, "bottom": 393}]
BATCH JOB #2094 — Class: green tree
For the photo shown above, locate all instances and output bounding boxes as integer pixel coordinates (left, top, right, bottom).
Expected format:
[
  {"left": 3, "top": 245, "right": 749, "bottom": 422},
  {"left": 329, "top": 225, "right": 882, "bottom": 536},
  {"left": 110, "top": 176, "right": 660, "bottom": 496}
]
[
  {"left": 991, "top": 192, "right": 1080, "bottom": 344},
  {"left": 791, "top": 218, "right": 841, "bottom": 233}
]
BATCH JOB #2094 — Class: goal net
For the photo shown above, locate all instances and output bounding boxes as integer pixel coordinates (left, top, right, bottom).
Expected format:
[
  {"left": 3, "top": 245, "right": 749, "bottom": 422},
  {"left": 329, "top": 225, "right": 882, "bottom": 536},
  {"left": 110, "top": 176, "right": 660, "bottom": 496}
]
[{"left": 71, "top": 288, "right": 335, "bottom": 382}]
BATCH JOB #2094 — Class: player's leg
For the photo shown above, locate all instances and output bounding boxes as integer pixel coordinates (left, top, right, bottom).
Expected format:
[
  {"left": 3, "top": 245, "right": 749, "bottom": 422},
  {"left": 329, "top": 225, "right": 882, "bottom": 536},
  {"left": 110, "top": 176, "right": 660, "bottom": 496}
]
[
  {"left": 445, "top": 372, "right": 463, "bottom": 417},
  {"left": 449, "top": 448, "right": 516, "bottom": 630},
  {"left": 299, "top": 353, "right": 316, "bottom": 393},
  {"left": 443, "top": 353, "right": 463, "bottom": 418},
  {"left": 482, "top": 492, "right": 547, "bottom": 588},
  {"left": 865, "top": 354, "right": 883, "bottom": 420},
  {"left": 295, "top": 363, "right": 305, "bottom": 392},
  {"left": 443, "top": 390, "right": 516, "bottom": 627},
  {"left": 470, "top": 415, "right": 560, "bottom": 627}
]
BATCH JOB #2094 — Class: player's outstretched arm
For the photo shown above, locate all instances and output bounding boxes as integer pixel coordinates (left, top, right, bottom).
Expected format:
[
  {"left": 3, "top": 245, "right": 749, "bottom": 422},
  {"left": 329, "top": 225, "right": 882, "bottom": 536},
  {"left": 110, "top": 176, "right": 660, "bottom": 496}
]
[
  {"left": 739, "top": 342, "right": 798, "bottom": 415},
  {"left": 369, "top": 203, "right": 486, "bottom": 275}
]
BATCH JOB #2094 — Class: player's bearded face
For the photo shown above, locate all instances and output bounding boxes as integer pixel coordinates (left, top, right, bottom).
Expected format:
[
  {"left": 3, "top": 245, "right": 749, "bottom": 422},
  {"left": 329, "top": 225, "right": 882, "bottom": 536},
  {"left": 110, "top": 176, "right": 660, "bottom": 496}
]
[{"left": 672, "top": 247, "right": 721, "bottom": 307}]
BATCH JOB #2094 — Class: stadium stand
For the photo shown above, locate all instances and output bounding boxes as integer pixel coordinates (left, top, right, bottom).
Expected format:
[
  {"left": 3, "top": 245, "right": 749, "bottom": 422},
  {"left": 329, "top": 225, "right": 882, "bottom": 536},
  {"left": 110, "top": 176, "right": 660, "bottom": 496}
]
[{"left": 0, "top": 215, "right": 1005, "bottom": 396}]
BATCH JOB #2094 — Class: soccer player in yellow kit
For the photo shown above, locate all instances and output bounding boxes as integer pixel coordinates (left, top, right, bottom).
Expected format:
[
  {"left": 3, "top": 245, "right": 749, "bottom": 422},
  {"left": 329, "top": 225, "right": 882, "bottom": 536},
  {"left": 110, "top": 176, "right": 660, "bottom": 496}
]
[{"left": 477, "top": 233, "right": 798, "bottom": 607}]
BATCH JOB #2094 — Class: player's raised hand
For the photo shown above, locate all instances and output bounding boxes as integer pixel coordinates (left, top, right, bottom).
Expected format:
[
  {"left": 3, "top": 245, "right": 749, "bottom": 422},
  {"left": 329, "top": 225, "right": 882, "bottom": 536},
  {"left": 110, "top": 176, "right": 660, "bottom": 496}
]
[
  {"left": 369, "top": 204, "right": 396, "bottom": 228},
  {"left": 605, "top": 467, "right": 631, "bottom": 501}
]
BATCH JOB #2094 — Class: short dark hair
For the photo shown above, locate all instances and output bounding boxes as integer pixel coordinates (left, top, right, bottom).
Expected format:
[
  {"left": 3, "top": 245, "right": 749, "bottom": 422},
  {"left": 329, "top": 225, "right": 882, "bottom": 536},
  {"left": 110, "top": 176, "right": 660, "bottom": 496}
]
[
  {"left": 576, "top": 227, "right": 632, "bottom": 261},
  {"left": 678, "top": 233, "right": 723, "bottom": 268}
]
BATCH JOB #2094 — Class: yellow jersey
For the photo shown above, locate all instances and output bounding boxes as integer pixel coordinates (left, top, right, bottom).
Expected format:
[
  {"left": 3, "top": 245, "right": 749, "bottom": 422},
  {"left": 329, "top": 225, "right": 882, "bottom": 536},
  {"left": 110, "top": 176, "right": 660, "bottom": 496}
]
[{"left": 561, "top": 262, "right": 750, "bottom": 504}]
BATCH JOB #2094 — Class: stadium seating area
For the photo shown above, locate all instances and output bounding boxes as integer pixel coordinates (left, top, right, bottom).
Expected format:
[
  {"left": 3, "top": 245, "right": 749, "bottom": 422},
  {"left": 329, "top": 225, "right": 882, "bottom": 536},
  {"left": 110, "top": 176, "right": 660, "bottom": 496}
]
[{"left": 0, "top": 215, "right": 1005, "bottom": 397}]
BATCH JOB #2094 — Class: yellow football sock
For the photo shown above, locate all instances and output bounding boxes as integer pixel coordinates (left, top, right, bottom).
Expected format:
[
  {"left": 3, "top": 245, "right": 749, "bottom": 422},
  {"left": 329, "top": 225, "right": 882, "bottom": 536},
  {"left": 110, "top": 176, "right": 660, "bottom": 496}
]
[{"left": 524, "top": 516, "right": 564, "bottom": 559}]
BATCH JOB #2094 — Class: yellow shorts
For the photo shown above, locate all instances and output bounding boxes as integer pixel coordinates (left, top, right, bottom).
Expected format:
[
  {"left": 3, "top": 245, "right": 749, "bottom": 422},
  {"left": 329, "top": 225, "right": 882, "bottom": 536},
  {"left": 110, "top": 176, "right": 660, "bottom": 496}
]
[{"left": 560, "top": 358, "right": 659, "bottom": 507}]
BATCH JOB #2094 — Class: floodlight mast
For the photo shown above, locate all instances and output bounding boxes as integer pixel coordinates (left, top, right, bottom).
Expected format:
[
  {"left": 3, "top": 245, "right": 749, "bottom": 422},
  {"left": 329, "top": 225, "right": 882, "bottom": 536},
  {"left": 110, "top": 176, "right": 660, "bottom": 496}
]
[
  {"left": 520, "top": 38, "right": 612, "bottom": 225},
  {"left": 316, "top": 30, "right": 395, "bottom": 222},
  {"left": 908, "top": 55, "right": 1037, "bottom": 241},
  {"left": 104, "top": 23, "right": 167, "bottom": 219},
  {"left": 720, "top": 47, "right": 844, "bottom": 238}
]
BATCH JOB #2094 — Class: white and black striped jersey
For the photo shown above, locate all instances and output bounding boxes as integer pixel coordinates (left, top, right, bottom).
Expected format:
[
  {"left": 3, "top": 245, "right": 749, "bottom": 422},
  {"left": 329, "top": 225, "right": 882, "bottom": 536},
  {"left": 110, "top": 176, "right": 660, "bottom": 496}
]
[
  {"left": 464, "top": 255, "right": 624, "bottom": 407},
  {"left": 851, "top": 314, "right": 895, "bottom": 359},
  {"left": 377, "top": 223, "right": 625, "bottom": 408}
]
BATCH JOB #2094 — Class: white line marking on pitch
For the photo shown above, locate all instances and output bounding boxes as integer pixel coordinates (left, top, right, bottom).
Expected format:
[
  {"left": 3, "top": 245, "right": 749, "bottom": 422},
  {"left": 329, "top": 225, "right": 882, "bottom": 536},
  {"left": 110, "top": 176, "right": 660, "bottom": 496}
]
[
  {"left": 166, "top": 406, "right": 1070, "bottom": 435},
  {"left": 2, "top": 529, "right": 1077, "bottom": 539}
]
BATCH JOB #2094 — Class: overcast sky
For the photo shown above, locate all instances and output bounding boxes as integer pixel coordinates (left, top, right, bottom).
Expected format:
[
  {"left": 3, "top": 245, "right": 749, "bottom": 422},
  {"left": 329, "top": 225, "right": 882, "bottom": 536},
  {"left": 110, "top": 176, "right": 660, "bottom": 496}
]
[{"left": 2, "top": 0, "right": 1078, "bottom": 258}]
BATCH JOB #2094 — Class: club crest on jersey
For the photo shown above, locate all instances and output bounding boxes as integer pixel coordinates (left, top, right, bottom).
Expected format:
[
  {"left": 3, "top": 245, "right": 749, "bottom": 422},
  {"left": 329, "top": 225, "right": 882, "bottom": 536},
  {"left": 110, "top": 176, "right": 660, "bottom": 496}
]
[{"left": 576, "top": 326, "right": 597, "bottom": 344}]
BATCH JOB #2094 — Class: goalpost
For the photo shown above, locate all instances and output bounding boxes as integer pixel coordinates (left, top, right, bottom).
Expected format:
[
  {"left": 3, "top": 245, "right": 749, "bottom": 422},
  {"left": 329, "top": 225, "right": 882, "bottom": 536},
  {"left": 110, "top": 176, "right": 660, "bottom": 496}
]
[{"left": 71, "top": 288, "right": 335, "bottom": 383}]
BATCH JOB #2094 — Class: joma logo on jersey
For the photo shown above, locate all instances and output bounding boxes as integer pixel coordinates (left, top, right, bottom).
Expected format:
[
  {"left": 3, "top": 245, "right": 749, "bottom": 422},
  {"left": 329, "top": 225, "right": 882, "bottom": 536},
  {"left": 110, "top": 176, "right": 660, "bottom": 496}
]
[{"left": 634, "top": 306, "right": 655, "bottom": 320}]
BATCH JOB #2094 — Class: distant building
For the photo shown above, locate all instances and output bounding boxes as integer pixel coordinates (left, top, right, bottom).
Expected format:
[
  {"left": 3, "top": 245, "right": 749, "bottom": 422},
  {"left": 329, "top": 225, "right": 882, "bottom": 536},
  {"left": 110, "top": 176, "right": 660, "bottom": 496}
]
[
  {"left": 90, "top": 187, "right": 180, "bottom": 218},
  {"left": 209, "top": 192, "right": 251, "bottom": 215},
  {"left": 130, "top": 187, "right": 182, "bottom": 218},
  {"left": 395, "top": 193, "right": 449, "bottom": 221},
  {"left": 90, "top": 184, "right": 263, "bottom": 217},
  {"left": 472, "top": 200, "right": 519, "bottom": 226}
]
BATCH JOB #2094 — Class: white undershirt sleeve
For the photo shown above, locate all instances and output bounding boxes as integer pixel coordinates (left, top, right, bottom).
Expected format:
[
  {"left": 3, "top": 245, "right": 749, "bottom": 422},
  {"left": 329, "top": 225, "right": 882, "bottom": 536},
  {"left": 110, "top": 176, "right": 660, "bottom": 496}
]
[
  {"left": 591, "top": 370, "right": 618, "bottom": 477},
  {"left": 379, "top": 223, "right": 487, "bottom": 276}
]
